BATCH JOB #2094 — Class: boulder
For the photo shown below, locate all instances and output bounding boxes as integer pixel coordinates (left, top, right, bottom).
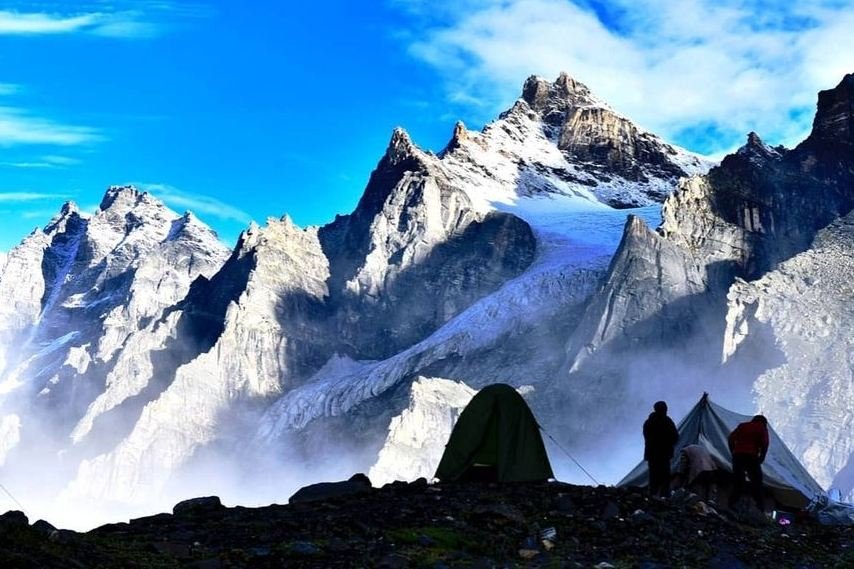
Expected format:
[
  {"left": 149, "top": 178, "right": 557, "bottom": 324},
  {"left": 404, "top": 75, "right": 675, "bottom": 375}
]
[
  {"left": 173, "top": 496, "right": 224, "bottom": 516},
  {"left": 288, "top": 473, "right": 373, "bottom": 504}
]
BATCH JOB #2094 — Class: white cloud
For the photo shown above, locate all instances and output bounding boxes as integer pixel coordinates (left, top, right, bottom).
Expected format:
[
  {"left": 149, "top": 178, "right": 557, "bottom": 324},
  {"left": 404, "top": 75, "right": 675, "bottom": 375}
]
[
  {"left": 134, "top": 183, "right": 253, "bottom": 224},
  {"left": 396, "top": 0, "right": 854, "bottom": 155},
  {"left": 0, "top": 10, "right": 99, "bottom": 34},
  {"left": 0, "top": 3, "right": 211, "bottom": 38},
  {"left": 0, "top": 106, "right": 100, "bottom": 146},
  {"left": 1, "top": 154, "right": 81, "bottom": 169},
  {"left": 0, "top": 191, "right": 66, "bottom": 202},
  {"left": 41, "top": 154, "right": 81, "bottom": 166}
]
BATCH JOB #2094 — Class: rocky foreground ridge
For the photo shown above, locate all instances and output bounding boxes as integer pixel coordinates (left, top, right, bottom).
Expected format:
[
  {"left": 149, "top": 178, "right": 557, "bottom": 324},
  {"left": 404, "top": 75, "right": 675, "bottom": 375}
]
[{"left": 1, "top": 480, "right": 852, "bottom": 568}]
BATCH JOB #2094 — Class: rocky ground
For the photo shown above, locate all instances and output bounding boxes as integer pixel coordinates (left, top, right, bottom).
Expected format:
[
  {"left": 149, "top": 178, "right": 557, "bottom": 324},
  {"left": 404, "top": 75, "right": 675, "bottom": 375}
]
[{"left": 0, "top": 479, "right": 851, "bottom": 568}]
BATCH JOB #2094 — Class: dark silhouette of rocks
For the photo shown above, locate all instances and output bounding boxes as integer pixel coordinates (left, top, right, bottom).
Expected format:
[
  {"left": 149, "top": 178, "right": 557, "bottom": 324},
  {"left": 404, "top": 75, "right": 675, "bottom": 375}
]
[{"left": 1, "top": 480, "right": 851, "bottom": 567}]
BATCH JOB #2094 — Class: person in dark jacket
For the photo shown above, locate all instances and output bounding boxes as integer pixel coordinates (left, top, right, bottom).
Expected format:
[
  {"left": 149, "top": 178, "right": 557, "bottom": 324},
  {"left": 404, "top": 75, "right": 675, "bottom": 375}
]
[
  {"left": 643, "top": 401, "right": 679, "bottom": 498},
  {"left": 727, "top": 415, "right": 769, "bottom": 511}
]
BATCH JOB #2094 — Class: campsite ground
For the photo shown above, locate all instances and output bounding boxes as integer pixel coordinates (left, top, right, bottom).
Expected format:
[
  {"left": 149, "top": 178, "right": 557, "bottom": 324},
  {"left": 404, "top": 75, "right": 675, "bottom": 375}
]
[{"left": 1, "top": 479, "right": 851, "bottom": 568}]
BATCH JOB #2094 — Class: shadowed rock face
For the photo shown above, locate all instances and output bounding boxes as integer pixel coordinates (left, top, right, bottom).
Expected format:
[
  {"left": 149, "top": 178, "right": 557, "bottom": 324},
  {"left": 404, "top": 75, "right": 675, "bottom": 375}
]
[
  {"left": 316, "top": 128, "right": 537, "bottom": 360},
  {"left": 725, "top": 212, "right": 854, "bottom": 499},
  {"left": 812, "top": 73, "right": 854, "bottom": 142}
]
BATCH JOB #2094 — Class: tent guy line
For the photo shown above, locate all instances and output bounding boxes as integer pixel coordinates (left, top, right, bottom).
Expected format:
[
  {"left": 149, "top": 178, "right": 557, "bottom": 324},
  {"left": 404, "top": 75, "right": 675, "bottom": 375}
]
[
  {"left": 540, "top": 426, "right": 601, "bottom": 486},
  {"left": 0, "top": 479, "right": 25, "bottom": 512}
]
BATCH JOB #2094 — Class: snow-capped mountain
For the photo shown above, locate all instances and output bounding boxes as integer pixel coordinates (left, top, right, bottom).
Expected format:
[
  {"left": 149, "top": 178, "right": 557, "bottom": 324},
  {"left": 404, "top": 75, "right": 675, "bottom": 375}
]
[
  {"left": 0, "top": 186, "right": 230, "bottom": 519},
  {"left": 555, "top": 73, "right": 854, "bottom": 499},
  {"left": 0, "top": 73, "right": 696, "bottom": 524},
  {"left": 1, "top": 72, "right": 851, "bottom": 527},
  {"left": 440, "top": 72, "right": 711, "bottom": 212}
]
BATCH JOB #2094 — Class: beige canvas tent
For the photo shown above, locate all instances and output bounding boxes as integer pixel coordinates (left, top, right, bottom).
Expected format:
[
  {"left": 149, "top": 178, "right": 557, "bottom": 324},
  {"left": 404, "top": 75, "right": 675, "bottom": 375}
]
[{"left": 619, "top": 393, "right": 825, "bottom": 509}]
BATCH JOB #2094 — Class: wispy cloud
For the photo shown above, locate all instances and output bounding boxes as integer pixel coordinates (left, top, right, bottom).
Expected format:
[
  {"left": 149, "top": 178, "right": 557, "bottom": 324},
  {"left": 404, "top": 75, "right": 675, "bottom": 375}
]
[
  {"left": 0, "top": 106, "right": 101, "bottom": 146},
  {"left": 135, "top": 183, "right": 253, "bottom": 224},
  {"left": 0, "top": 2, "right": 211, "bottom": 38},
  {"left": 1, "top": 154, "right": 81, "bottom": 169},
  {"left": 0, "top": 10, "right": 99, "bottom": 35},
  {"left": 0, "top": 83, "right": 21, "bottom": 96},
  {"left": 395, "top": 0, "right": 854, "bottom": 155},
  {"left": 0, "top": 191, "right": 66, "bottom": 202}
]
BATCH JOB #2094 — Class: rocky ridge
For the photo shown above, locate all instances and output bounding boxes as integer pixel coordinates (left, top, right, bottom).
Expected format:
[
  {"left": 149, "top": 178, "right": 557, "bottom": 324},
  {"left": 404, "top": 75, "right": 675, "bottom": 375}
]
[
  {"left": 62, "top": 129, "right": 537, "bottom": 508},
  {"left": 1, "top": 480, "right": 852, "bottom": 568}
]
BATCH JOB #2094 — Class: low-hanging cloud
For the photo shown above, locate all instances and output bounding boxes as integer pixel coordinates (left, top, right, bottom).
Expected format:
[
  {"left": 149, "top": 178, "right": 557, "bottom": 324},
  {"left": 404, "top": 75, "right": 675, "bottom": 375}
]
[{"left": 395, "top": 0, "right": 854, "bottom": 155}]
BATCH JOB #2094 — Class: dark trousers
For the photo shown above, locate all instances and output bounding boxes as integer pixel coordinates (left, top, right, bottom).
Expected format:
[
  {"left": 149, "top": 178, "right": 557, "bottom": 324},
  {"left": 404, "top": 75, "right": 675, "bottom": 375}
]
[
  {"left": 729, "top": 454, "right": 765, "bottom": 510},
  {"left": 648, "top": 458, "right": 671, "bottom": 497}
]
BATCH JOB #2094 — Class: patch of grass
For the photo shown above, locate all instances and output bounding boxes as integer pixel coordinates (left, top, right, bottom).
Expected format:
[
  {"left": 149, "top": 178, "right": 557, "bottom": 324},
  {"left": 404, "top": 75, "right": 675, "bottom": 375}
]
[
  {"left": 387, "top": 525, "right": 491, "bottom": 564},
  {"left": 389, "top": 526, "right": 478, "bottom": 549}
]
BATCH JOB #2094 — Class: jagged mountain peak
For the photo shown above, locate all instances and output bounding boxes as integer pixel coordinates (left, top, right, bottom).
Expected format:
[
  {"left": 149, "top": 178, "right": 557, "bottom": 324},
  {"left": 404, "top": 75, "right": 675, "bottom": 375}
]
[
  {"left": 347, "top": 127, "right": 442, "bottom": 223},
  {"left": 441, "top": 121, "right": 468, "bottom": 155},
  {"left": 165, "top": 211, "right": 221, "bottom": 244},
  {"left": 384, "top": 127, "right": 422, "bottom": 166},
  {"left": 99, "top": 184, "right": 148, "bottom": 211},
  {"left": 43, "top": 201, "right": 84, "bottom": 235},
  {"left": 60, "top": 201, "right": 79, "bottom": 216},
  {"left": 521, "top": 72, "right": 604, "bottom": 114},
  {"left": 735, "top": 131, "right": 783, "bottom": 165},
  {"left": 233, "top": 215, "right": 306, "bottom": 256}
]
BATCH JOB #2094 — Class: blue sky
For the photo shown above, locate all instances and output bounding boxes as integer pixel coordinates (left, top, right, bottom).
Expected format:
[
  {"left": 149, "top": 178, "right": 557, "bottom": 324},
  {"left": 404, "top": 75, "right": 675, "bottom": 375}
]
[{"left": 1, "top": 0, "right": 852, "bottom": 251}]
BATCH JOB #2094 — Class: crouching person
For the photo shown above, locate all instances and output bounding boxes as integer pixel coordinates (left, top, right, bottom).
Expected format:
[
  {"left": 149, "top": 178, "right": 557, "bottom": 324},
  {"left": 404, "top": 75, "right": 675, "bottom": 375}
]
[{"left": 675, "top": 444, "right": 718, "bottom": 502}]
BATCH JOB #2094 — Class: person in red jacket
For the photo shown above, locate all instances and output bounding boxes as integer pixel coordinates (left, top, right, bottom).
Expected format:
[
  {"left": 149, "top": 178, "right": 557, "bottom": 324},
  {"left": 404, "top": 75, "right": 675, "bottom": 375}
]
[
  {"left": 643, "top": 401, "right": 679, "bottom": 498},
  {"left": 727, "top": 415, "right": 769, "bottom": 511}
]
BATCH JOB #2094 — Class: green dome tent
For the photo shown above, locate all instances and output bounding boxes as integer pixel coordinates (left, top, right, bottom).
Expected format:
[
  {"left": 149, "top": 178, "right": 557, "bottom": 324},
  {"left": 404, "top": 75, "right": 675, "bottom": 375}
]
[
  {"left": 618, "top": 393, "right": 826, "bottom": 509},
  {"left": 434, "top": 384, "right": 554, "bottom": 483}
]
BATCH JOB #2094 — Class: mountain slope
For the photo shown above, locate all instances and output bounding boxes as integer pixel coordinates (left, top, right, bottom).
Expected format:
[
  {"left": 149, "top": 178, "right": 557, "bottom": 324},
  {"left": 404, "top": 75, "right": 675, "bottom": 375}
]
[
  {"left": 0, "top": 187, "right": 231, "bottom": 510},
  {"left": 554, "top": 73, "right": 854, "bottom": 496},
  {"left": 59, "top": 128, "right": 539, "bottom": 513},
  {"left": 726, "top": 211, "right": 854, "bottom": 499}
]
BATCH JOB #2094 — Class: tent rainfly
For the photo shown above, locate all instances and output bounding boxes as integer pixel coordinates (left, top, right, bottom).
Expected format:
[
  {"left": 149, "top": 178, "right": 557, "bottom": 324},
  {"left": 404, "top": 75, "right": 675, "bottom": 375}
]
[
  {"left": 619, "top": 393, "right": 826, "bottom": 509},
  {"left": 435, "top": 383, "right": 554, "bottom": 483}
]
